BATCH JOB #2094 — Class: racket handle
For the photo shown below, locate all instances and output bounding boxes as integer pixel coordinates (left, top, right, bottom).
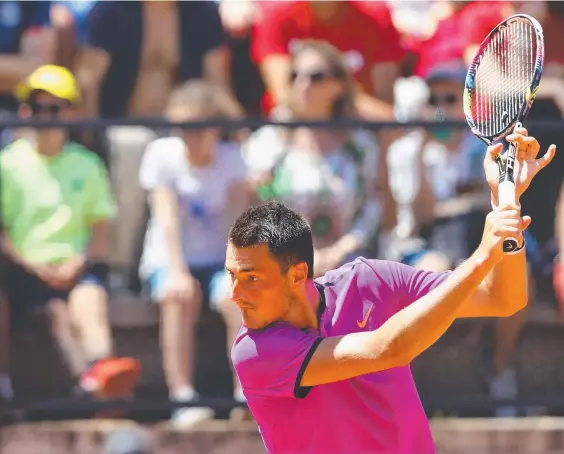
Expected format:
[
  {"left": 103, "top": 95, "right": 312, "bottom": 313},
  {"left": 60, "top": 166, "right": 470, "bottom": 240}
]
[{"left": 498, "top": 179, "right": 519, "bottom": 253}]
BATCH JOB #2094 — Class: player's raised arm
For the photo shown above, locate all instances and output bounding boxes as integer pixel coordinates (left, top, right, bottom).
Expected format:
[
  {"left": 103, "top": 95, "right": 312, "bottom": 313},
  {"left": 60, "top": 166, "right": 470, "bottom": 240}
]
[{"left": 300, "top": 204, "right": 525, "bottom": 387}]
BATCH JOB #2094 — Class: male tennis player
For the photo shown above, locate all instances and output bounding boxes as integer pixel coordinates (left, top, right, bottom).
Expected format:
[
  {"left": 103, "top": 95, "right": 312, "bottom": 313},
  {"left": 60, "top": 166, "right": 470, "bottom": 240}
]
[{"left": 228, "top": 130, "right": 555, "bottom": 454}]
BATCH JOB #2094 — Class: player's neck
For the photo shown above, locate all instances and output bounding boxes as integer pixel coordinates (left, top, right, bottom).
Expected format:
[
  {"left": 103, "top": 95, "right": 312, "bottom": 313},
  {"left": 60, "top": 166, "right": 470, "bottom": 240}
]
[{"left": 284, "top": 280, "right": 321, "bottom": 331}]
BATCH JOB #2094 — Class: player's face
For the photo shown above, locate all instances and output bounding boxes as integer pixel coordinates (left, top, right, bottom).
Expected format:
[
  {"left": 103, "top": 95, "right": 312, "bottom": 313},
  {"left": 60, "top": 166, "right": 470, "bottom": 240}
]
[{"left": 225, "top": 243, "right": 296, "bottom": 330}]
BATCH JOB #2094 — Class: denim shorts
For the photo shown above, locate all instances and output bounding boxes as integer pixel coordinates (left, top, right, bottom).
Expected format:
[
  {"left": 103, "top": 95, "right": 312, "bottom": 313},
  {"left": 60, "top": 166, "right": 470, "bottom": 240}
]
[{"left": 146, "top": 264, "right": 230, "bottom": 311}]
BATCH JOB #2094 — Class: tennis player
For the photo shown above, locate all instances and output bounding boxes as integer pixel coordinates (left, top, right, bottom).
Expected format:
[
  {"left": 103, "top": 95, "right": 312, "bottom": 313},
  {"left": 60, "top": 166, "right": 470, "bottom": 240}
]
[{"left": 228, "top": 130, "right": 555, "bottom": 454}]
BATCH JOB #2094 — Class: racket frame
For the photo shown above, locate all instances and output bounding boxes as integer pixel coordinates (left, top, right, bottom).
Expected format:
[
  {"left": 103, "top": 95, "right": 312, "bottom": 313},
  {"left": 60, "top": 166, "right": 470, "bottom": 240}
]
[{"left": 463, "top": 13, "right": 545, "bottom": 252}]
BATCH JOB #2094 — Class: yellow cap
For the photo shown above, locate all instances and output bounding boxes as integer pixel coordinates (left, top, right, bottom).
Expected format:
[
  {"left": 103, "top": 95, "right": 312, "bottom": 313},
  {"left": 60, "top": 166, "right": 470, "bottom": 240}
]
[{"left": 15, "top": 65, "right": 80, "bottom": 104}]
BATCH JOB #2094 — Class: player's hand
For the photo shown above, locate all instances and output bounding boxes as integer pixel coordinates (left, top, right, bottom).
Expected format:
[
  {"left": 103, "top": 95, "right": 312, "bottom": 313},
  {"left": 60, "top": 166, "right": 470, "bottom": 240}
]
[
  {"left": 477, "top": 204, "right": 531, "bottom": 263},
  {"left": 165, "top": 270, "right": 201, "bottom": 303},
  {"left": 484, "top": 127, "right": 556, "bottom": 206}
]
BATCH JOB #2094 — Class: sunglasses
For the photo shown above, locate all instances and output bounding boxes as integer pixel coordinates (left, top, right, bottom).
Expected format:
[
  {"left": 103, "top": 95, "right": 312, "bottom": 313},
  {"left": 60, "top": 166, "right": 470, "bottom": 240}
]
[
  {"left": 290, "top": 70, "right": 332, "bottom": 83},
  {"left": 428, "top": 93, "right": 458, "bottom": 107},
  {"left": 28, "top": 101, "right": 67, "bottom": 116}
]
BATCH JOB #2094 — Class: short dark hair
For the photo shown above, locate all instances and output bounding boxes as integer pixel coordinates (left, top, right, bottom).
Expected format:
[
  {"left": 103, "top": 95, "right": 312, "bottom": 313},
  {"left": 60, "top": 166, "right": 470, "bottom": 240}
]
[{"left": 228, "top": 200, "right": 314, "bottom": 278}]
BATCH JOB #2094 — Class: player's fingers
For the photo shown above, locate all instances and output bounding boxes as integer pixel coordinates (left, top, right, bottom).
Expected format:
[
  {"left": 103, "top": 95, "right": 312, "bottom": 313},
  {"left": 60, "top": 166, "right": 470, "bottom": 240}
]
[
  {"left": 522, "top": 215, "right": 532, "bottom": 231},
  {"left": 506, "top": 132, "right": 528, "bottom": 147},
  {"left": 494, "top": 225, "right": 521, "bottom": 236},
  {"left": 485, "top": 143, "right": 503, "bottom": 162},
  {"left": 514, "top": 126, "right": 528, "bottom": 137},
  {"left": 538, "top": 144, "right": 557, "bottom": 170},
  {"left": 520, "top": 136, "right": 540, "bottom": 159}
]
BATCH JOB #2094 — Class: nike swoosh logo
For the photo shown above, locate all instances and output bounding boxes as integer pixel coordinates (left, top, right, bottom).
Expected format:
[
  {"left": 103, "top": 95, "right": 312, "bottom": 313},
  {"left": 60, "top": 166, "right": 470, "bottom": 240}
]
[{"left": 357, "top": 303, "right": 374, "bottom": 328}]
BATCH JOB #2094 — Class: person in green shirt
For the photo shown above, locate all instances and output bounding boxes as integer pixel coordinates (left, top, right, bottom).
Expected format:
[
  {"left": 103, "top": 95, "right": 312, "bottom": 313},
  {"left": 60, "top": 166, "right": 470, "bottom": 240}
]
[{"left": 0, "top": 65, "right": 140, "bottom": 404}]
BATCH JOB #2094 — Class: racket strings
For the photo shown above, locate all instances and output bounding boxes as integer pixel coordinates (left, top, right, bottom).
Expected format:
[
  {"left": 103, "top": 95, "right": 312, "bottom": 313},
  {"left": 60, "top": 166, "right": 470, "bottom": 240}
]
[{"left": 471, "top": 20, "right": 537, "bottom": 137}]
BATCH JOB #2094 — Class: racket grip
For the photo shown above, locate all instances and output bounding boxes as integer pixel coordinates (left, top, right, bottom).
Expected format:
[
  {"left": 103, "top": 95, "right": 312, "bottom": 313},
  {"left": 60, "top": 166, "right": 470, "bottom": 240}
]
[{"left": 498, "top": 180, "right": 519, "bottom": 253}]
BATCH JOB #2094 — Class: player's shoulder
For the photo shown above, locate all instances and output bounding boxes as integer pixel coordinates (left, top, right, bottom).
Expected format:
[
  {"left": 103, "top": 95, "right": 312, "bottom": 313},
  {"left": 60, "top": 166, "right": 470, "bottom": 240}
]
[{"left": 316, "top": 257, "right": 404, "bottom": 283}]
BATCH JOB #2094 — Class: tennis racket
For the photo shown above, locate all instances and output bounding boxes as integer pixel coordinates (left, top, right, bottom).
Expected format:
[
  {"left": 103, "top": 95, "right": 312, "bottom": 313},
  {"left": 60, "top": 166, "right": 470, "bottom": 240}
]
[{"left": 463, "top": 14, "right": 544, "bottom": 252}]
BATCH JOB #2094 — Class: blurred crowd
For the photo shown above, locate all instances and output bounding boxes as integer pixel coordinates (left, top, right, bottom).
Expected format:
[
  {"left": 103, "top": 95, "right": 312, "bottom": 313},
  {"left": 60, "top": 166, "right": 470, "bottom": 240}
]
[{"left": 0, "top": 0, "right": 564, "bottom": 430}]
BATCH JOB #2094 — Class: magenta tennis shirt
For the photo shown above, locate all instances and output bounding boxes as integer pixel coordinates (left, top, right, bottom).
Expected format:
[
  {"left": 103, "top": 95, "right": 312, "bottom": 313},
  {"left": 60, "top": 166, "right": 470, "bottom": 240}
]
[{"left": 231, "top": 257, "right": 451, "bottom": 454}]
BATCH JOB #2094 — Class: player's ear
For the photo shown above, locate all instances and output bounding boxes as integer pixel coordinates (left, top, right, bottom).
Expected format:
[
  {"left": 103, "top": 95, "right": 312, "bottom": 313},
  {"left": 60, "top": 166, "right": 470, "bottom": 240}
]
[{"left": 288, "top": 262, "right": 308, "bottom": 288}]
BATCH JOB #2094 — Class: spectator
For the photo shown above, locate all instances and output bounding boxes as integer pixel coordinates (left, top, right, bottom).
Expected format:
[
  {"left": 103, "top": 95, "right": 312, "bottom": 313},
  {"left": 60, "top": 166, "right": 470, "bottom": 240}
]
[
  {"left": 76, "top": 0, "right": 233, "bottom": 121},
  {"left": 0, "top": 1, "right": 55, "bottom": 147},
  {"left": 243, "top": 40, "right": 386, "bottom": 277},
  {"left": 250, "top": 0, "right": 402, "bottom": 119},
  {"left": 414, "top": 1, "right": 511, "bottom": 78},
  {"left": 386, "top": 63, "right": 488, "bottom": 269},
  {"left": 386, "top": 62, "right": 531, "bottom": 417},
  {"left": 1, "top": 65, "right": 140, "bottom": 402},
  {"left": 50, "top": 1, "right": 97, "bottom": 69},
  {"left": 138, "top": 80, "right": 249, "bottom": 425}
]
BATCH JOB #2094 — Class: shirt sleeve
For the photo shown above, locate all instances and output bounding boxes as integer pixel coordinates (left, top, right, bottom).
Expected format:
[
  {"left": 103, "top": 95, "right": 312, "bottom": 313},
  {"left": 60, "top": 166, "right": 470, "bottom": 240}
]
[
  {"left": 360, "top": 258, "right": 452, "bottom": 311},
  {"left": 232, "top": 323, "right": 322, "bottom": 399},
  {"left": 250, "top": 3, "right": 291, "bottom": 63},
  {"left": 138, "top": 139, "right": 178, "bottom": 191},
  {"left": 84, "top": 155, "right": 117, "bottom": 222}
]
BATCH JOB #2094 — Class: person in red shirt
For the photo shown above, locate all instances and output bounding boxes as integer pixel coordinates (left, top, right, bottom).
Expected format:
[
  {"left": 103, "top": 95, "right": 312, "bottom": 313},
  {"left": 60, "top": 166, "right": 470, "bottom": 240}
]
[
  {"left": 251, "top": 1, "right": 403, "bottom": 119},
  {"left": 415, "top": 1, "right": 511, "bottom": 78}
]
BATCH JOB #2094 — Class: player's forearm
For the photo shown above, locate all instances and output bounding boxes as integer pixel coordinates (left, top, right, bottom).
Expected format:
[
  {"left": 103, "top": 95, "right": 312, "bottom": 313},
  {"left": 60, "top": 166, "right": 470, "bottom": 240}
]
[
  {"left": 375, "top": 249, "right": 498, "bottom": 365},
  {"left": 483, "top": 248, "right": 528, "bottom": 316},
  {"left": 304, "top": 249, "right": 499, "bottom": 386}
]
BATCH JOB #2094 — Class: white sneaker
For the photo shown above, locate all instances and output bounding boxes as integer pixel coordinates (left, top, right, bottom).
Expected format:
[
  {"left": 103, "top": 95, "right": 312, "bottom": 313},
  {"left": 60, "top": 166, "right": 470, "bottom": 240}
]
[
  {"left": 171, "top": 406, "right": 215, "bottom": 428},
  {"left": 489, "top": 368, "right": 518, "bottom": 417},
  {"left": 169, "top": 389, "right": 214, "bottom": 428}
]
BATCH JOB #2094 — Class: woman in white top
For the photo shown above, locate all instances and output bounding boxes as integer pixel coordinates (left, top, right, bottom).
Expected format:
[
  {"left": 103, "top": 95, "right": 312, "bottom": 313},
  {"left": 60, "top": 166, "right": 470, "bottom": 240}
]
[
  {"left": 138, "top": 80, "right": 249, "bottom": 423},
  {"left": 243, "top": 40, "right": 389, "bottom": 277}
]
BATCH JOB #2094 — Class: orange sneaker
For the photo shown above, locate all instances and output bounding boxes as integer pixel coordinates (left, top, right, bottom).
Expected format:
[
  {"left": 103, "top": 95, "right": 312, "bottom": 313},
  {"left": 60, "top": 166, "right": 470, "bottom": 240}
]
[{"left": 80, "top": 357, "right": 141, "bottom": 399}]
